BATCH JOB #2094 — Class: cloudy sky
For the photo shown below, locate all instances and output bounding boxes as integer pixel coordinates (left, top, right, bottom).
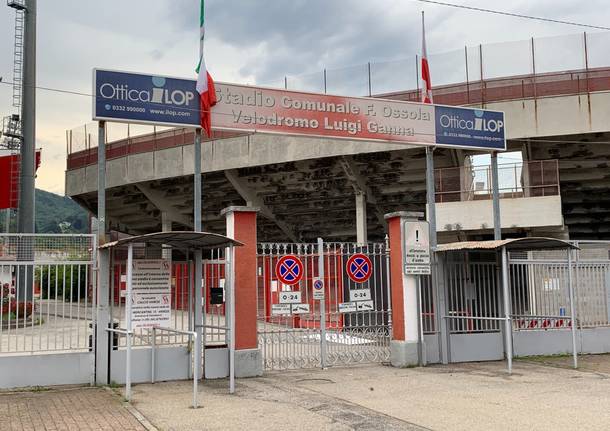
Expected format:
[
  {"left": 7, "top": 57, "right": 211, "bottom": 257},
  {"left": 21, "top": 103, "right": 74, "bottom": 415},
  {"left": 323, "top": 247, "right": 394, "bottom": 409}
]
[{"left": 1, "top": 0, "right": 608, "bottom": 194}]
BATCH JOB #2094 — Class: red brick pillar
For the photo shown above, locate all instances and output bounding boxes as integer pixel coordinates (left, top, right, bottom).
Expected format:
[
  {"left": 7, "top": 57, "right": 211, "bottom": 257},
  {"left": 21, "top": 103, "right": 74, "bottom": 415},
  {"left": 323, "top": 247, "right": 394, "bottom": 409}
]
[
  {"left": 385, "top": 211, "right": 425, "bottom": 367},
  {"left": 221, "top": 206, "right": 262, "bottom": 377}
]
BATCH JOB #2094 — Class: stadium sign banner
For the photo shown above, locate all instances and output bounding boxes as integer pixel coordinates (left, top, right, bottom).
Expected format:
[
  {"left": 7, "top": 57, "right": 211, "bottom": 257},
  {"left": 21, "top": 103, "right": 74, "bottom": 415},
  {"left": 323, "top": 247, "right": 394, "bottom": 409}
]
[{"left": 93, "top": 69, "right": 506, "bottom": 150}]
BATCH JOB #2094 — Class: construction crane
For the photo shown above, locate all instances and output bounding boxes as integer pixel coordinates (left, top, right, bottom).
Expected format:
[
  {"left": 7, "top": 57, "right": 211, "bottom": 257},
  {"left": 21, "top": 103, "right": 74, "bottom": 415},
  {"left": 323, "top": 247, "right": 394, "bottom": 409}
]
[
  {"left": 1, "top": 0, "right": 27, "bottom": 233},
  {"left": 1, "top": 0, "right": 26, "bottom": 151}
]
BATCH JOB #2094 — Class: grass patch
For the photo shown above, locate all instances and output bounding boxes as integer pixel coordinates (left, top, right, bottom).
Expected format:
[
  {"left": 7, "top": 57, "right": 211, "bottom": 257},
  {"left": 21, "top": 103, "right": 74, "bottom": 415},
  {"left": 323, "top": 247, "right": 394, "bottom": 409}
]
[
  {"left": 515, "top": 353, "right": 572, "bottom": 362},
  {"left": 31, "top": 386, "right": 50, "bottom": 392}
]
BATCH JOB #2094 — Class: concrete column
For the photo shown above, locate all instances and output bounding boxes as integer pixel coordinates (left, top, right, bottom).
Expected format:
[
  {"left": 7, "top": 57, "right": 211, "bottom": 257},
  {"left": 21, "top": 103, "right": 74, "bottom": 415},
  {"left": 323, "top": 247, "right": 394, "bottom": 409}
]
[
  {"left": 385, "top": 211, "right": 425, "bottom": 367},
  {"left": 95, "top": 120, "right": 110, "bottom": 384},
  {"left": 161, "top": 212, "right": 172, "bottom": 260},
  {"left": 221, "top": 206, "right": 262, "bottom": 377},
  {"left": 355, "top": 192, "right": 367, "bottom": 245}
]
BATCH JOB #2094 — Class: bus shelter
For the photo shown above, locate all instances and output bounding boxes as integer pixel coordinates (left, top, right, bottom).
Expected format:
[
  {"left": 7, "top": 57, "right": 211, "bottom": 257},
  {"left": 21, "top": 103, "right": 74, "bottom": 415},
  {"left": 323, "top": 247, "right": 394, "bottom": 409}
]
[{"left": 99, "top": 231, "right": 243, "bottom": 407}]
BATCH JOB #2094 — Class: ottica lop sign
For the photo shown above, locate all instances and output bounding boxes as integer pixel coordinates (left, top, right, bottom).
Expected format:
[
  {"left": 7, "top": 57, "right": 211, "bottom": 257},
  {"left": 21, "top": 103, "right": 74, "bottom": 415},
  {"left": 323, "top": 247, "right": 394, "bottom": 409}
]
[
  {"left": 434, "top": 106, "right": 505, "bottom": 150},
  {"left": 93, "top": 69, "right": 200, "bottom": 128},
  {"left": 93, "top": 69, "right": 506, "bottom": 151}
]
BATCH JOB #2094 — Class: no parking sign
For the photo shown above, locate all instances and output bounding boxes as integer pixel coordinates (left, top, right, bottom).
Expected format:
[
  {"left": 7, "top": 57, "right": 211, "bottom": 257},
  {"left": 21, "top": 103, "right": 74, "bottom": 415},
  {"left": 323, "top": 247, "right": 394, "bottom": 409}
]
[
  {"left": 313, "top": 278, "right": 325, "bottom": 300},
  {"left": 346, "top": 253, "right": 373, "bottom": 283},
  {"left": 275, "top": 255, "right": 304, "bottom": 286}
]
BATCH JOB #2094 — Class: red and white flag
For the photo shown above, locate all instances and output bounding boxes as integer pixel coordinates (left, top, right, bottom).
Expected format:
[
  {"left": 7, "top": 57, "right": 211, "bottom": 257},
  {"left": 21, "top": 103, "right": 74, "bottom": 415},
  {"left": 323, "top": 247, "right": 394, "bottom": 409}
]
[
  {"left": 420, "top": 11, "right": 433, "bottom": 104},
  {"left": 196, "top": 0, "right": 217, "bottom": 137}
]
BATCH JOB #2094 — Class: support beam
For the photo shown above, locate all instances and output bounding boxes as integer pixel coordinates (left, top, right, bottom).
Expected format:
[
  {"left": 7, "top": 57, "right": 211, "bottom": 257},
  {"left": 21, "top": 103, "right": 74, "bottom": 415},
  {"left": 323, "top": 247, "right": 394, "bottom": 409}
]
[
  {"left": 449, "top": 149, "right": 463, "bottom": 167},
  {"left": 136, "top": 183, "right": 193, "bottom": 228},
  {"left": 224, "top": 169, "right": 298, "bottom": 242},
  {"left": 425, "top": 147, "right": 437, "bottom": 249},
  {"left": 338, "top": 156, "right": 385, "bottom": 227},
  {"left": 355, "top": 192, "right": 367, "bottom": 244},
  {"left": 161, "top": 212, "right": 172, "bottom": 260}
]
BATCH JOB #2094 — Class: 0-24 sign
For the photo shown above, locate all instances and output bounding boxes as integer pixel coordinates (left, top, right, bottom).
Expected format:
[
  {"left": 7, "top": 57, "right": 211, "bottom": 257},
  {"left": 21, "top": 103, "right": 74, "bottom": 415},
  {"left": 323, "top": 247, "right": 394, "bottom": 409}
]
[
  {"left": 349, "top": 288, "right": 371, "bottom": 302},
  {"left": 279, "top": 291, "right": 302, "bottom": 304}
]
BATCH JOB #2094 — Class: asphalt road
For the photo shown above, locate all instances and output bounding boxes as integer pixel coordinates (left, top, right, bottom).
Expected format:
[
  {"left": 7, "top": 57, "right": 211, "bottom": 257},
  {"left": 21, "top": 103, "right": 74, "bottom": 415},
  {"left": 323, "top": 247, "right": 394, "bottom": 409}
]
[{"left": 130, "top": 357, "right": 610, "bottom": 431}]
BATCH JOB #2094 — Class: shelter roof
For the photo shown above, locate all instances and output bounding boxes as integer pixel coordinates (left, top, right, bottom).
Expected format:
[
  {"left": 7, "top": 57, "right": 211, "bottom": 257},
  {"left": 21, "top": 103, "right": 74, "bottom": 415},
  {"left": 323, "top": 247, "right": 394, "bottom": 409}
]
[
  {"left": 436, "top": 237, "right": 578, "bottom": 252},
  {"left": 99, "top": 231, "right": 243, "bottom": 250}
]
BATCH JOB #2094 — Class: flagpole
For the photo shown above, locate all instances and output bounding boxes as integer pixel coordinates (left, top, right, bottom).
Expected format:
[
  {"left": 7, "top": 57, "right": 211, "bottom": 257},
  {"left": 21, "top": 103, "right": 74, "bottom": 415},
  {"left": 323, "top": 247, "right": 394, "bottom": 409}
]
[
  {"left": 420, "top": 10, "right": 436, "bottom": 248},
  {"left": 421, "top": 9, "right": 445, "bottom": 364},
  {"left": 193, "top": 0, "right": 205, "bottom": 397}
]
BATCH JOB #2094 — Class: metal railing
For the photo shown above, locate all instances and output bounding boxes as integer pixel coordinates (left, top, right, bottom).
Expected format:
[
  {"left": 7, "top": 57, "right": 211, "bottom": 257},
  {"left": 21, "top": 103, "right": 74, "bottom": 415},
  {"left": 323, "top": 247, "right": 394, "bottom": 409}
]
[
  {"left": 435, "top": 160, "right": 560, "bottom": 203},
  {"left": 510, "top": 242, "right": 610, "bottom": 329},
  {"left": 66, "top": 124, "right": 246, "bottom": 170},
  {"left": 431, "top": 242, "right": 610, "bottom": 335},
  {"left": 0, "top": 234, "right": 96, "bottom": 355},
  {"left": 260, "top": 31, "right": 610, "bottom": 100}
]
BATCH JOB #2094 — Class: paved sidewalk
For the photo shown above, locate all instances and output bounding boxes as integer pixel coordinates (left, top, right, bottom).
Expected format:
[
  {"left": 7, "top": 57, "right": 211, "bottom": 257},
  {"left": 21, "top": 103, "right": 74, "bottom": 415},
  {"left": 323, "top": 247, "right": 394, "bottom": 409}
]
[
  {"left": 0, "top": 386, "right": 146, "bottom": 431},
  {"left": 129, "top": 359, "right": 610, "bottom": 431},
  {"left": 4, "top": 357, "right": 610, "bottom": 430}
]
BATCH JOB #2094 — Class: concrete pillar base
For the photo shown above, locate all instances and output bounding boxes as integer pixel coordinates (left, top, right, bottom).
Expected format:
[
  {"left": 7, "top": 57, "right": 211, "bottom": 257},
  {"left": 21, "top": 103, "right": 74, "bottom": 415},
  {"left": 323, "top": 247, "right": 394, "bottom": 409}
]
[
  {"left": 235, "top": 348, "right": 263, "bottom": 378},
  {"left": 390, "top": 340, "right": 423, "bottom": 368}
]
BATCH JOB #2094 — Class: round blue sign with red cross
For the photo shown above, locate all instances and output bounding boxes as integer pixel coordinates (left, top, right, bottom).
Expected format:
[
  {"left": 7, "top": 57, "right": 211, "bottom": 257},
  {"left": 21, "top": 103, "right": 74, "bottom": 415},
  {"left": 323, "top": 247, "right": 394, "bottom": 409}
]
[
  {"left": 276, "top": 255, "right": 304, "bottom": 285},
  {"left": 346, "top": 253, "right": 373, "bottom": 283}
]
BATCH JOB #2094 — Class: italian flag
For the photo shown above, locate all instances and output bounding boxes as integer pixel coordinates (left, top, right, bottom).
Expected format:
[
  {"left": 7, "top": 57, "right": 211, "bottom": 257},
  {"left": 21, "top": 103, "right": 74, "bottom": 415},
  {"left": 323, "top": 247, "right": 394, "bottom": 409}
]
[
  {"left": 196, "top": 0, "right": 217, "bottom": 137},
  {"left": 421, "top": 11, "right": 433, "bottom": 104}
]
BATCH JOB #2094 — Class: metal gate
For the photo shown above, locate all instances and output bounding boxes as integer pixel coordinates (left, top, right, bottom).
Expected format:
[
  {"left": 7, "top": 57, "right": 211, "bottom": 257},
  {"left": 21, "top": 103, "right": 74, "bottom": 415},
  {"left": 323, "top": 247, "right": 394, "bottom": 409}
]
[
  {"left": 256, "top": 239, "right": 391, "bottom": 370},
  {"left": 0, "top": 234, "right": 97, "bottom": 388},
  {"left": 444, "top": 258, "right": 504, "bottom": 362}
]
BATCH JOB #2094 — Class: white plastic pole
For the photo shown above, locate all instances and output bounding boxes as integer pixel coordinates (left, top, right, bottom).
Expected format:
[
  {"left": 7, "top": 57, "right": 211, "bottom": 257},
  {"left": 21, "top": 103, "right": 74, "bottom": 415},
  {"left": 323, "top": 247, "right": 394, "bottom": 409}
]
[
  {"left": 501, "top": 246, "right": 512, "bottom": 375},
  {"left": 567, "top": 249, "right": 578, "bottom": 369},
  {"left": 125, "top": 243, "right": 133, "bottom": 400},
  {"left": 318, "top": 238, "right": 326, "bottom": 368},
  {"left": 228, "top": 245, "right": 235, "bottom": 394},
  {"left": 194, "top": 250, "right": 203, "bottom": 381},
  {"left": 193, "top": 332, "right": 198, "bottom": 408},
  {"left": 151, "top": 327, "right": 156, "bottom": 383}
]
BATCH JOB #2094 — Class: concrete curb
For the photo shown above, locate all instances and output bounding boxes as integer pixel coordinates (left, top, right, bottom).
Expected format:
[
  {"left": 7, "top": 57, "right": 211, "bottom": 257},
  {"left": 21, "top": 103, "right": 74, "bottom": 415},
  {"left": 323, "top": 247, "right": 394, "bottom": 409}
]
[{"left": 102, "top": 386, "right": 159, "bottom": 431}]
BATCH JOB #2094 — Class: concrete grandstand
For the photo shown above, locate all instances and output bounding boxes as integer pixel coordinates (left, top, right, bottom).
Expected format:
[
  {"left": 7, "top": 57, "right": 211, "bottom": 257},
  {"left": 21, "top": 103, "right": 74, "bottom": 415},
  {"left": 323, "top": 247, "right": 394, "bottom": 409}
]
[{"left": 65, "top": 32, "right": 610, "bottom": 242}]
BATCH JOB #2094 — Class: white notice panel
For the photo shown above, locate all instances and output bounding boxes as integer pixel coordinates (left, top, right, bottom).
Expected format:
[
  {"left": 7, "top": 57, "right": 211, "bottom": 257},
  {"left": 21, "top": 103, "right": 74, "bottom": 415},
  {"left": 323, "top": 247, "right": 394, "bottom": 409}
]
[
  {"left": 271, "top": 304, "right": 291, "bottom": 315},
  {"left": 357, "top": 300, "right": 374, "bottom": 311},
  {"left": 291, "top": 303, "right": 310, "bottom": 314},
  {"left": 404, "top": 221, "right": 431, "bottom": 275},
  {"left": 339, "top": 302, "right": 357, "bottom": 313},
  {"left": 131, "top": 260, "right": 171, "bottom": 329}
]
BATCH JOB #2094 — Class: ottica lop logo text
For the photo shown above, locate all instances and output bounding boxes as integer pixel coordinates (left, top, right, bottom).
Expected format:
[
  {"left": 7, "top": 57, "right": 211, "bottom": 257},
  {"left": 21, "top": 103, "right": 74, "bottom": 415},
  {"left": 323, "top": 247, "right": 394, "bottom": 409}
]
[
  {"left": 99, "top": 76, "right": 195, "bottom": 106},
  {"left": 439, "top": 111, "right": 504, "bottom": 133}
]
